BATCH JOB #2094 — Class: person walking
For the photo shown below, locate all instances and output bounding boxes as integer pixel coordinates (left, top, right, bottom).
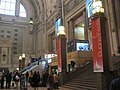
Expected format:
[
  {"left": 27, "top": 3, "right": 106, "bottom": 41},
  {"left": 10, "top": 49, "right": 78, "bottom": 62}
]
[
  {"left": 37, "top": 71, "right": 40, "bottom": 87},
  {"left": 47, "top": 72, "right": 54, "bottom": 90},
  {"left": 53, "top": 72, "right": 59, "bottom": 89},
  {"left": 25, "top": 71, "right": 29, "bottom": 82},
  {"left": 14, "top": 72, "right": 20, "bottom": 88},
  {"left": 29, "top": 70, "right": 33, "bottom": 86},
  {"left": 32, "top": 71, "right": 39, "bottom": 90},
  {"left": 110, "top": 68, "right": 120, "bottom": 90},
  {"left": 5, "top": 71, "right": 12, "bottom": 88},
  {"left": 0, "top": 72, "right": 5, "bottom": 89}
]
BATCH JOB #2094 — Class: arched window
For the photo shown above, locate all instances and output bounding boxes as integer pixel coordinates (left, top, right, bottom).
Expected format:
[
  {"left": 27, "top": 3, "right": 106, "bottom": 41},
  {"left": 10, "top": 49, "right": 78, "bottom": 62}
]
[
  {"left": 0, "top": 0, "right": 16, "bottom": 16},
  {"left": 19, "top": 3, "right": 26, "bottom": 17},
  {"left": 0, "top": 0, "right": 27, "bottom": 17}
]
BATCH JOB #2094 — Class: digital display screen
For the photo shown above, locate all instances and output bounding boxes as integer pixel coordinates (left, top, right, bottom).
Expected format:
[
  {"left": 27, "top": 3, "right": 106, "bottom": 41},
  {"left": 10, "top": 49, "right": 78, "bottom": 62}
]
[{"left": 76, "top": 43, "right": 89, "bottom": 51}]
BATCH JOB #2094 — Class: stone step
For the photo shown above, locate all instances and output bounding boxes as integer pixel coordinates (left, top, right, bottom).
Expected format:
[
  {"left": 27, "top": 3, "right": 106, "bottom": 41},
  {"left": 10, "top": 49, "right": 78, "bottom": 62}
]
[
  {"left": 62, "top": 85, "right": 97, "bottom": 90},
  {"left": 66, "top": 81, "right": 97, "bottom": 86},
  {"left": 67, "top": 79, "right": 97, "bottom": 83}
]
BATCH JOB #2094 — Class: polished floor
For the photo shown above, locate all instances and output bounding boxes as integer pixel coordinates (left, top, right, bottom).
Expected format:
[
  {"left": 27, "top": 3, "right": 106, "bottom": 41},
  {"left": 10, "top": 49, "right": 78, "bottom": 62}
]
[
  {"left": 0, "top": 87, "right": 70, "bottom": 90},
  {"left": 0, "top": 84, "right": 70, "bottom": 90},
  {"left": 0, "top": 81, "right": 70, "bottom": 90},
  {"left": 1, "top": 87, "right": 47, "bottom": 90}
]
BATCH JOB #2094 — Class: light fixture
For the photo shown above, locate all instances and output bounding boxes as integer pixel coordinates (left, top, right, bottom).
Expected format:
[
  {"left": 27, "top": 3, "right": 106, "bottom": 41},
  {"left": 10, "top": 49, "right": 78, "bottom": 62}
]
[
  {"left": 92, "top": 0, "right": 104, "bottom": 15},
  {"left": 19, "top": 56, "right": 22, "bottom": 60},
  {"left": 58, "top": 26, "right": 66, "bottom": 36},
  {"left": 29, "top": 18, "right": 34, "bottom": 24},
  {"left": 22, "top": 54, "right": 25, "bottom": 58}
]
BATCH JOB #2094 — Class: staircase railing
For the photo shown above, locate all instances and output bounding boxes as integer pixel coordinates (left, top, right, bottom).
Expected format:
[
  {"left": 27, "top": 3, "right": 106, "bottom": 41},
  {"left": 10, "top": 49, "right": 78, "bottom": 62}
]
[
  {"left": 19, "top": 58, "right": 48, "bottom": 74},
  {"left": 65, "top": 61, "right": 93, "bottom": 82},
  {"left": 19, "top": 61, "right": 38, "bottom": 74}
]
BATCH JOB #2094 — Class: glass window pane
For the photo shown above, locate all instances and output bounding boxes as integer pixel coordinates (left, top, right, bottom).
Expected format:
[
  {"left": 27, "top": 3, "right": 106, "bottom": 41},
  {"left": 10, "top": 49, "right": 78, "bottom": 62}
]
[
  {"left": 9, "top": 11, "right": 15, "bottom": 15},
  {"left": 10, "top": 0, "right": 16, "bottom": 3},
  {"left": 0, "top": 10, "right": 4, "bottom": 14},
  {"left": 20, "top": 4, "right": 25, "bottom": 11},
  {"left": 10, "top": 4, "right": 15, "bottom": 11},
  {"left": 0, "top": 0, "right": 16, "bottom": 16},
  {"left": 0, "top": 2, "right": 5, "bottom": 9},
  {"left": 19, "top": 3, "right": 26, "bottom": 17},
  {"left": 20, "top": 12, "right": 26, "bottom": 17},
  {"left": 4, "top": 10, "right": 9, "bottom": 15},
  {"left": 5, "top": 3, "right": 10, "bottom": 10}
]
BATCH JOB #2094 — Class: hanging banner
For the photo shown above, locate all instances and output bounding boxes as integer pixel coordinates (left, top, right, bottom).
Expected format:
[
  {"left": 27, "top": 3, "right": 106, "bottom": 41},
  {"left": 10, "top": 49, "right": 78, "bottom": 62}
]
[
  {"left": 86, "top": 0, "right": 93, "bottom": 28},
  {"left": 91, "top": 17, "right": 104, "bottom": 72},
  {"left": 86, "top": 0, "right": 93, "bottom": 18},
  {"left": 55, "top": 17, "right": 62, "bottom": 37},
  {"left": 57, "top": 38, "right": 62, "bottom": 72}
]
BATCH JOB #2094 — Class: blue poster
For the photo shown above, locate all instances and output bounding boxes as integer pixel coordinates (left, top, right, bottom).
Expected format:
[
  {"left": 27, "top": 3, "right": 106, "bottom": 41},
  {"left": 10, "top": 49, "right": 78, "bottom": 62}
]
[
  {"left": 55, "top": 17, "right": 62, "bottom": 37},
  {"left": 86, "top": 0, "right": 93, "bottom": 18}
]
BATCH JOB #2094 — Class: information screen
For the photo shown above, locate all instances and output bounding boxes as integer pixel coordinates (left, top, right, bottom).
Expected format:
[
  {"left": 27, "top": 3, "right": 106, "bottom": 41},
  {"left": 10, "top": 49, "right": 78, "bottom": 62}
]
[{"left": 76, "top": 43, "right": 89, "bottom": 51}]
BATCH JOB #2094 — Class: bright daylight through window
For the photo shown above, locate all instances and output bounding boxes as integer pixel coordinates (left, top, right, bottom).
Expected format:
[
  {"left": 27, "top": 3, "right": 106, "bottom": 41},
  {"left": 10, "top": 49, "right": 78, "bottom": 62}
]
[
  {"left": 0, "top": 0, "right": 16, "bottom": 16},
  {"left": 0, "top": 0, "right": 26, "bottom": 17}
]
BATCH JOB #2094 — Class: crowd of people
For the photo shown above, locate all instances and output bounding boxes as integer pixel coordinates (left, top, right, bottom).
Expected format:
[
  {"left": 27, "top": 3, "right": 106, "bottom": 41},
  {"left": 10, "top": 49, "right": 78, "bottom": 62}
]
[
  {"left": 0, "top": 70, "right": 20, "bottom": 89},
  {"left": 0, "top": 69, "right": 59, "bottom": 90},
  {"left": 28, "top": 70, "right": 59, "bottom": 90}
]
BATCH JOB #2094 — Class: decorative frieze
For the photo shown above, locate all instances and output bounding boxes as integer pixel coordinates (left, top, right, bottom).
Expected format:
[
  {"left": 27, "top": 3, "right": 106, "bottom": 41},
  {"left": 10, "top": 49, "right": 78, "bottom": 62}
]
[
  {"left": 47, "top": 18, "right": 55, "bottom": 30},
  {"left": 46, "top": 0, "right": 83, "bottom": 30},
  {"left": 64, "top": 0, "right": 83, "bottom": 15}
]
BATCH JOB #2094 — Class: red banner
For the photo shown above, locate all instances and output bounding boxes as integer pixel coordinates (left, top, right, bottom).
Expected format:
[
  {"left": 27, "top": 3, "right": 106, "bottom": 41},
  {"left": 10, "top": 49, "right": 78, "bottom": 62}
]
[
  {"left": 57, "top": 38, "right": 62, "bottom": 72},
  {"left": 91, "top": 17, "right": 104, "bottom": 72}
]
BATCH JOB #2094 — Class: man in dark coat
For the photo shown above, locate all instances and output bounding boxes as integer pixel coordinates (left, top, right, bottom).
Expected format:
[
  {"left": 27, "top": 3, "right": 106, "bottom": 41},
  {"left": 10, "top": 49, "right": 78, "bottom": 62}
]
[
  {"left": 1, "top": 72, "right": 5, "bottom": 89},
  {"left": 5, "top": 71, "right": 12, "bottom": 88},
  {"left": 110, "top": 68, "right": 120, "bottom": 90},
  {"left": 32, "top": 71, "right": 39, "bottom": 90}
]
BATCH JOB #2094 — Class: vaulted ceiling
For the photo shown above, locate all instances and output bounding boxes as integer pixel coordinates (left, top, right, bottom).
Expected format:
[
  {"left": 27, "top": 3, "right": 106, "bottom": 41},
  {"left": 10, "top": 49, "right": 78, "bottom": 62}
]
[{"left": 30, "top": 0, "right": 57, "bottom": 19}]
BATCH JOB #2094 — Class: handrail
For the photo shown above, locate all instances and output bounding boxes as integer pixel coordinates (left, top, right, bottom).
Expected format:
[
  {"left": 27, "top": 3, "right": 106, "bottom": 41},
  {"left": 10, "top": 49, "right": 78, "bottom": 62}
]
[
  {"left": 65, "top": 61, "right": 93, "bottom": 82},
  {"left": 19, "top": 58, "right": 48, "bottom": 74}
]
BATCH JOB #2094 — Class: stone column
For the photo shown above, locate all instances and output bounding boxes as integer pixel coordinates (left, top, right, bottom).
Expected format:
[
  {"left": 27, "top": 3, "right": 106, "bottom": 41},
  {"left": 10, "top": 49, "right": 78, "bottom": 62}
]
[
  {"left": 91, "top": 14, "right": 112, "bottom": 90},
  {"left": 113, "top": 0, "right": 120, "bottom": 45},
  {"left": 15, "top": 0, "right": 20, "bottom": 16},
  {"left": 68, "top": 20, "right": 74, "bottom": 41},
  {"left": 57, "top": 35, "right": 67, "bottom": 85},
  {"left": 8, "top": 47, "right": 12, "bottom": 67}
]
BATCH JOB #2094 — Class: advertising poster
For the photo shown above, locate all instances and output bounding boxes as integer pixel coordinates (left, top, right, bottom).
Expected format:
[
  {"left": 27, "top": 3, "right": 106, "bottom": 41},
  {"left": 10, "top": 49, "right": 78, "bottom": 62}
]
[
  {"left": 55, "top": 17, "right": 62, "bottom": 52},
  {"left": 57, "top": 38, "right": 62, "bottom": 72},
  {"left": 86, "top": 0, "right": 93, "bottom": 18},
  {"left": 91, "top": 17, "right": 104, "bottom": 72},
  {"left": 86, "top": 0, "right": 93, "bottom": 28},
  {"left": 55, "top": 17, "right": 62, "bottom": 37}
]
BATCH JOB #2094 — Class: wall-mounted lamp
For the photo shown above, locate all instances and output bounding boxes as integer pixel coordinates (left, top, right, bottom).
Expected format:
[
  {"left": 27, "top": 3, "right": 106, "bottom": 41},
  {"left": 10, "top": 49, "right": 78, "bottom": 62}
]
[
  {"left": 58, "top": 26, "right": 66, "bottom": 36},
  {"left": 92, "top": 0, "right": 104, "bottom": 15},
  {"left": 29, "top": 18, "right": 34, "bottom": 24}
]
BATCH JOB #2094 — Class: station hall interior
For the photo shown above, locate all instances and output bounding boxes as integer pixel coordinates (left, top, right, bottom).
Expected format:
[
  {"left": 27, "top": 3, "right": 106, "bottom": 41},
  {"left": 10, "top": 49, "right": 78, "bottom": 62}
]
[{"left": 0, "top": 0, "right": 120, "bottom": 90}]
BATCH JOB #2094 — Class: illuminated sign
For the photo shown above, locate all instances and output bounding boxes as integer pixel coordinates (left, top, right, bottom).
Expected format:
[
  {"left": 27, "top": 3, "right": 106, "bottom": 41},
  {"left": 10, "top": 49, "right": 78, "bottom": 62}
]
[{"left": 44, "top": 54, "right": 57, "bottom": 63}]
